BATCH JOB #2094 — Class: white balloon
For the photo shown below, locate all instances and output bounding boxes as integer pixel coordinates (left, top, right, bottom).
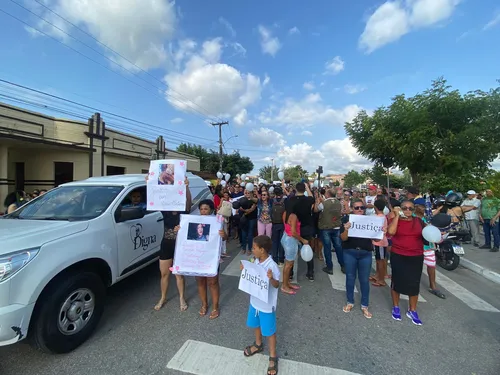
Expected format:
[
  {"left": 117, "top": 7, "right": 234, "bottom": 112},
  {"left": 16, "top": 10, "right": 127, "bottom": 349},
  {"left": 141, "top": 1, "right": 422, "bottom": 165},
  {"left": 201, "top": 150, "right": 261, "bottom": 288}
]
[
  {"left": 422, "top": 225, "right": 442, "bottom": 243},
  {"left": 225, "top": 173, "right": 231, "bottom": 181},
  {"left": 220, "top": 180, "right": 227, "bottom": 187},
  {"left": 313, "top": 180, "right": 319, "bottom": 188},
  {"left": 245, "top": 183, "right": 254, "bottom": 192},
  {"left": 383, "top": 206, "right": 390, "bottom": 215},
  {"left": 236, "top": 174, "right": 240, "bottom": 178},
  {"left": 278, "top": 171, "right": 284, "bottom": 180},
  {"left": 301, "top": 245, "right": 314, "bottom": 262},
  {"left": 240, "top": 183, "right": 245, "bottom": 187},
  {"left": 269, "top": 186, "right": 275, "bottom": 193},
  {"left": 241, "top": 174, "right": 247, "bottom": 181},
  {"left": 216, "top": 171, "right": 223, "bottom": 179}
]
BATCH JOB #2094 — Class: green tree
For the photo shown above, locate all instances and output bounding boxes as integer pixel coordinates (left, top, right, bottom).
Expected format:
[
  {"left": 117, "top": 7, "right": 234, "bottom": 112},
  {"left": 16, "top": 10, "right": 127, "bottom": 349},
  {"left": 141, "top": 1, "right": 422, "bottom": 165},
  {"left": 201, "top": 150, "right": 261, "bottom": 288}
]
[
  {"left": 283, "top": 165, "right": 308, "bottom": 183},
  {"left": 345, "top": 78, "right": 500, "bottom": 188},
  {"left": 176, "top": 143, "right": 253, "bottom": 177},
  {"left": 259, "top": 165, "right": 280, "bottom": 181},
  {"left": 343, "top": 170, "right": 365, "bottom": 188}
]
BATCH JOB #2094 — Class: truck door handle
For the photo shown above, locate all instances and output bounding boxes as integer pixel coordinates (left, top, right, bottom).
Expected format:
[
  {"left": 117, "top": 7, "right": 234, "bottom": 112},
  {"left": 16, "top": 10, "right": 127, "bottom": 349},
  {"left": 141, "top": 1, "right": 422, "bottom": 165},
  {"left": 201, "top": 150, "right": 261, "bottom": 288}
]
[{"left": 157, "top": 217, "right": 164, "bottom": 222}]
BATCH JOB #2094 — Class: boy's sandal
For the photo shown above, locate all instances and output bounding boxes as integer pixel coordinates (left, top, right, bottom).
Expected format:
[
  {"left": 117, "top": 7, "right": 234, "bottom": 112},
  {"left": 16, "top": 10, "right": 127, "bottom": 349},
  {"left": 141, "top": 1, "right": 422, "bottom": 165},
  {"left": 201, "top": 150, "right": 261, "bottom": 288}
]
[
  {"left": 243, "top": 342, "right": 263, "bottom": 357},
  {"left": 361, "top": 307, "right": 372, "bottom": 319},
  {"left": 267, "top": 356, "right": 279, "bottom": 375},
  {"left": 343, "top": 303, "right": 354, "bottom": 313}
]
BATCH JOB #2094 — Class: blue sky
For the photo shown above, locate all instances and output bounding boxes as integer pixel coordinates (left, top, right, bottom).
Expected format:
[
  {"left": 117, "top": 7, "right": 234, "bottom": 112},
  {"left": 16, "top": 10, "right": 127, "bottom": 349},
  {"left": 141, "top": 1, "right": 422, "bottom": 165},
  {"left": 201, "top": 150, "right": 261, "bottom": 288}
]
[{"left": 1, "top": 0, "right": 499, "bottom": 174}]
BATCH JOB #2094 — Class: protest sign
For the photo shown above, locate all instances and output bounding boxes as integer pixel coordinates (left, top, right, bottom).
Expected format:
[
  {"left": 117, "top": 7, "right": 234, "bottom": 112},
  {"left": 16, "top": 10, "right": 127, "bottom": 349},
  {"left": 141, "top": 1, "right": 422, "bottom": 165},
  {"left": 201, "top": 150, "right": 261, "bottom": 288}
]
[
  {"left": 230, "top": 195, "right": 245, "bottom": 216},
  {"left": 172, "top": 214, "right": 222, "bottom": 277},
  {"left": 348, "top": 214, "right": 385, "bottom": 240},
  {"left": 238, "top": 260, "right": 269, "bottom": 303},
  {"left": 147, "top": 159, "right": 186, "bottom": 211}
]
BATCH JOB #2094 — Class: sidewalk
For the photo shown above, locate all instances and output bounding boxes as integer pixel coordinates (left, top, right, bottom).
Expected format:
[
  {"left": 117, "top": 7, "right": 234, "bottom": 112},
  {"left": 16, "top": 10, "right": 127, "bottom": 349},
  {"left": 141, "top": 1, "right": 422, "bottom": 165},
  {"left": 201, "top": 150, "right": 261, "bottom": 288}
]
[{"left": 460, "top": 238, "right": 500, "bottom": 285}]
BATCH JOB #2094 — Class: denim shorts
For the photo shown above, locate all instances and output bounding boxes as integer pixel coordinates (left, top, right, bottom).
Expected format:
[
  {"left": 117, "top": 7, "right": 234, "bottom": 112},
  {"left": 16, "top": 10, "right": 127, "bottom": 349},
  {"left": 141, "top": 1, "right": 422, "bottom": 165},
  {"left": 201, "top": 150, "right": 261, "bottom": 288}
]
[
  {"left": 247, "top": 304, "right": 277, "bottom": 337},
  {"left": 281, "top": 233, "right": 299, "bottom": 261}
]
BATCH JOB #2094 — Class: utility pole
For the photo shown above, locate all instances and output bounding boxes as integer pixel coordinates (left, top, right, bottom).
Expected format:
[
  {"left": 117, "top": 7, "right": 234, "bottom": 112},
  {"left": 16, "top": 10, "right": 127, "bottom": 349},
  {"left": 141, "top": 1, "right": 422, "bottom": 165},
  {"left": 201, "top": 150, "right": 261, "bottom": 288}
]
[
  {"left": 211, "top": 121, "right": 228, "bottom": 172},
  {"left": 271, "top": 158, "right": 274, "bottom": 181}
]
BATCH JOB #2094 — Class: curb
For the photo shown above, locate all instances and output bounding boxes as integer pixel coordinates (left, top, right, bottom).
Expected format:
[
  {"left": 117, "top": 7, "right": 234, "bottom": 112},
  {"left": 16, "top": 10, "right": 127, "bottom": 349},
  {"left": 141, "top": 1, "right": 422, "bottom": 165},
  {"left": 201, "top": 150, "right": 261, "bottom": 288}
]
[{"left": 460, "top": 257, "right": 500, "bottom": 285}]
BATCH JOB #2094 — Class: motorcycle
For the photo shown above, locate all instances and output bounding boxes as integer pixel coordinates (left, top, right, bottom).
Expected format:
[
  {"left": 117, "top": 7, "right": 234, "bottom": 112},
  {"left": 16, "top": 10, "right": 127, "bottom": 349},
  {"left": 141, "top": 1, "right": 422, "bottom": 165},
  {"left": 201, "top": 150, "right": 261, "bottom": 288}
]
[{"left": 435, "top": 232, "right": 465, "bottom": 271}]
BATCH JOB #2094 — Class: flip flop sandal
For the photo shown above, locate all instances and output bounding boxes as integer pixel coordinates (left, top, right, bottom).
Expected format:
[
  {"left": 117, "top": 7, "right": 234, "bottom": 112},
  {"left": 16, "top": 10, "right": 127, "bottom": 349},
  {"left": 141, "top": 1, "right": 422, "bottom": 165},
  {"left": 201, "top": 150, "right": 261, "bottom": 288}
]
[
  {"left": 429, "top": 288, "right": 446, "bottom": 299},
  {"left": 199, "top": 305, "right": 208, "bottom": 316},
  {"left": 267, "top": 356, "right": 279, "bottom": 375},
  {"left": 372, "top": 281, "right": 387, "bottom": 287},
  {"left": 281, "top": 288, "right": 296, "bottom": 295},
  {"left": 289, "top": 284, "right": 301, "bottom": 290},
  {"left": 361, "top": 307, "right": 373, "bottom": 319},
  {"left": 243, "top": 342, "right": 264, "bottom": 357},
  {"left": 180, "top": 301, "right": 188, "bottom": 312},
  {"left": 369, "top": 275, "right": 378, "bottom": 282},
  {"left": 343, "top": 303, "right": 354, "bottom": 313},
  {"left": 209, "top": 309, "right": 220, "bottom": 320}
]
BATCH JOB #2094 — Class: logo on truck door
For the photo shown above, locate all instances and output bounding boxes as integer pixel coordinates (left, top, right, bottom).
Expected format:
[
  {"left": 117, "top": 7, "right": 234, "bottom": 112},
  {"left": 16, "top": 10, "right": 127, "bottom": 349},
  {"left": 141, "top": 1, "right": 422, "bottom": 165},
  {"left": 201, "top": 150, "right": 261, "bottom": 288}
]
[{"left": 130, "top": 223, "right": 157, "bottom": 251}]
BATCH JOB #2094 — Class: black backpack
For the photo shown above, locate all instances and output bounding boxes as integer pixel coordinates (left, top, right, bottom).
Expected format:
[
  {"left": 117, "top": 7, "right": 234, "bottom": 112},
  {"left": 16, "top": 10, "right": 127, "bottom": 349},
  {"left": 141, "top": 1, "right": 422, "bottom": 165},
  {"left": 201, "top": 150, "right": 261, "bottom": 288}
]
[{"left": 271, "top": 198, "right": 286, "bottom": 224}]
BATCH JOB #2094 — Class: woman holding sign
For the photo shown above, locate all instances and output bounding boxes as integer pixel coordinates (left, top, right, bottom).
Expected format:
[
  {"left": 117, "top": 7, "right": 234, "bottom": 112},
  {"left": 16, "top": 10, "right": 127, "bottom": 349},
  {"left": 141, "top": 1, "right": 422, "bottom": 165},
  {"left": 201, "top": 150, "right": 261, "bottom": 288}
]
[
  {"left": 196, "top": 199, "right": 228, "bottom": 320},
  {"left": 387, "top": 200, "right": 425, "bottom": 326},
  {"left": 340, "top": 199, "right": 374, "bottom": 319},
  {"left": 154, "top": 177, "right": 192, "bottom": 312}
]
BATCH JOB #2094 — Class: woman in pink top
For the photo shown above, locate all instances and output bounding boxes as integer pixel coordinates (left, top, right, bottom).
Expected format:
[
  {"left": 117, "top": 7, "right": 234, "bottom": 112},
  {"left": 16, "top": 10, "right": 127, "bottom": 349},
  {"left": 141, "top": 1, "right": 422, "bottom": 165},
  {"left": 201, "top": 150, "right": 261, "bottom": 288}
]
[{"left": 370, "top": 199, "right": 389, "bottom": 287}]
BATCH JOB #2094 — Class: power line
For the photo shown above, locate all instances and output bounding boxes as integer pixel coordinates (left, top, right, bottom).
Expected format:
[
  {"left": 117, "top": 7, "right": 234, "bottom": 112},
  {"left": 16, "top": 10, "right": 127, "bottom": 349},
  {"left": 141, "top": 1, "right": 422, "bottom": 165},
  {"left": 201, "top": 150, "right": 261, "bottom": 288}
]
[
  {"left": 30, "top": 0, "right": 225, "bottom": 123},
  {"left": 0, "top": 6, "right": 210, "bottom": 123},
  {"left": 0, "top": 79, "right": 217, "bottom": 142}
]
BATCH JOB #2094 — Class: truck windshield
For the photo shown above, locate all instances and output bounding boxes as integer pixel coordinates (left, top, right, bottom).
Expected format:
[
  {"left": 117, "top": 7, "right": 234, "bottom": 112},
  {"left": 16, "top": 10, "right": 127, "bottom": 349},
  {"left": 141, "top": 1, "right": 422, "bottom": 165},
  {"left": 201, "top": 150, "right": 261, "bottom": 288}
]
[{"left": 7, "top": 185, "right": 123, "bottom": 221}]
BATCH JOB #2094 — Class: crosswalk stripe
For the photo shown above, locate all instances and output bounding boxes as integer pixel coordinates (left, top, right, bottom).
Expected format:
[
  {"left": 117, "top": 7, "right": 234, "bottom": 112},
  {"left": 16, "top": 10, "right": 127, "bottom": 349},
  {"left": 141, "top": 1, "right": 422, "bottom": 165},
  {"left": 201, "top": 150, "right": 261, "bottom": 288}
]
[
  {"left": 167, "top": 340, "right": 363, "bottom": 375},
  {"left": 329, "top": 262, "right": 358, "bottom": 293},
  {"left": 222, "top": 251, "right": 298, "bottom": 283},
  {"left": 423, "top": 267, "right": 500, "bottom": 312}
]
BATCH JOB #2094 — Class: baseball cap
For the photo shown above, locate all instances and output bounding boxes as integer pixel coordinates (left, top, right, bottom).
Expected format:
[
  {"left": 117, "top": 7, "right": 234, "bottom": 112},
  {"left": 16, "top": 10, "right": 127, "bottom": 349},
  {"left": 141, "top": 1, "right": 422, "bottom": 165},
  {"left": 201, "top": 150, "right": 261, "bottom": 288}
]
[
  {"left": 413, "top": 198, "right": 426, "bottom": 206},
  {"left": 466, "top": 190, "right": 476, "bottom": 195},
  {"left": 407, "top": 186, "right": 419, "bottom": 195}
]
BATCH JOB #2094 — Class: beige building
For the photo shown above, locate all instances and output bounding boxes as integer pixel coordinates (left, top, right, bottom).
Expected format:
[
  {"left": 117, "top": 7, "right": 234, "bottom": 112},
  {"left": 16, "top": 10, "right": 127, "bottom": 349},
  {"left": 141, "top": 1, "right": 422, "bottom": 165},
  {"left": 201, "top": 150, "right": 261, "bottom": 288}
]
[{"left": 0, "top": 102, "right": 200, "bottom": 205}]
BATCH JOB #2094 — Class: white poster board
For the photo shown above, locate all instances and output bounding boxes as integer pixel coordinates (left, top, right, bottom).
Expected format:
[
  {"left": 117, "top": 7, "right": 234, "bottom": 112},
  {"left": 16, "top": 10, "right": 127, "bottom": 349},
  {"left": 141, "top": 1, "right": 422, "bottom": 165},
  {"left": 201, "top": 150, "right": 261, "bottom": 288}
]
[
  {"left": 172, "top": 214, "right": 222, "bottom": 277},
  {"left": 230, "top": 195, "right": 245, "bottom": 216},
  {"left": 238, "top": 260, "right": 269, "bottom": 303},
  {"left": 147, "top": 159, "right": 186, "bottom": 211},
  {"left": 348, "top": 214, "right": 385, "bottom": 240}
]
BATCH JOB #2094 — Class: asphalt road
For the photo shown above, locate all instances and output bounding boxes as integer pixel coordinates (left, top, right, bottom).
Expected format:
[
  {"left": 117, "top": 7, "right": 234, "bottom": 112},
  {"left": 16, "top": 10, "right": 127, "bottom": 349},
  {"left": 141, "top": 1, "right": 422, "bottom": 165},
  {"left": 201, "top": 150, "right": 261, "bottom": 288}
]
[{"left": 1, "top": 242, "right": 499, "bottom": 375}]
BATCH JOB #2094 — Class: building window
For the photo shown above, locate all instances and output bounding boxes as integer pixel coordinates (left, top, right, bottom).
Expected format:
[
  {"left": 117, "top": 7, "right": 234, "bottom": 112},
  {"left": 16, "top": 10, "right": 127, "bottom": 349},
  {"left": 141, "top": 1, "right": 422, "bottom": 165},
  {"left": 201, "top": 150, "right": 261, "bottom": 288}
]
[
  {"left": 107, "top": 166, "right": 125, "bottom": 176},
  {"left": 15, "top": 162, "right": 25, "bottom": 191},
  {"left": 141, "top": 169, "right": 149, "bottom": 174},
  {"left": 54, "top": 162, "right": 74, "bottom": 187}
]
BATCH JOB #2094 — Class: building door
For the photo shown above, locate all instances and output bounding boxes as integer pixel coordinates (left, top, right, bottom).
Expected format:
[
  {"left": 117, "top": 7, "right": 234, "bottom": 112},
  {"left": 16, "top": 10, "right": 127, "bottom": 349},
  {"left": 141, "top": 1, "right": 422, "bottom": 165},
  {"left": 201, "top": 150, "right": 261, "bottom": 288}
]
[
  {"left": 54, "top": 162, "right": 74, "bottom": 187},
  {"left": 15, "top": 162, "right": 25, "bottom": 191},
  {"left": 107, "top": 166, "right": 125, "bottom": 176}
]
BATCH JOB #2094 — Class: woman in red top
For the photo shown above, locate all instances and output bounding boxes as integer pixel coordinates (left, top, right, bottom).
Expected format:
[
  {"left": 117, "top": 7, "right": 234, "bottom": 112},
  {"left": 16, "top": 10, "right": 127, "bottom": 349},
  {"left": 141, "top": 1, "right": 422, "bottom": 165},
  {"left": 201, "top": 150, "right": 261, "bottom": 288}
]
[{"left": 387, "top": 200, "right": 425, "bottom": 326}]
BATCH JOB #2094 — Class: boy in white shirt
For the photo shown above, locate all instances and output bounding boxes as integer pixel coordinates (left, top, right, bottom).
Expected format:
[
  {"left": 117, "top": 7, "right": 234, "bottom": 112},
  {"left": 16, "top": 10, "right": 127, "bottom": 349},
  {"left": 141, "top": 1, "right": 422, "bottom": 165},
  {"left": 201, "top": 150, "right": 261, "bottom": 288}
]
[{"left": 240, "top": 235, "right": 280, "bottom": 375}]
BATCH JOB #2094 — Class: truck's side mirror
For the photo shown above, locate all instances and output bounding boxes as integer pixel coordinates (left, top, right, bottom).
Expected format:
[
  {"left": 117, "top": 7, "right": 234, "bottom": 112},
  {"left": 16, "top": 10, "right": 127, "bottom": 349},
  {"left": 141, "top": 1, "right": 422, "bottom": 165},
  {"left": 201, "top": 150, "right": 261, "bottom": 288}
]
[{"left": 115, "top": 206, "right": 145, "bottom": 223}]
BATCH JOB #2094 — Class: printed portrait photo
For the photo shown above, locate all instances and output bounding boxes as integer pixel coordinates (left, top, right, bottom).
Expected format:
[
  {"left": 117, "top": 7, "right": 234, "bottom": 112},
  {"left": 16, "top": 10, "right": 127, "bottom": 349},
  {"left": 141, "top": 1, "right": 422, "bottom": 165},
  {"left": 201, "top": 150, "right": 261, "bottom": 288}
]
[
  {"left": 187, "top": 222, "right": 210, "bottom": 242},
  {"left": 158, "top": 163, "right": 175, "bottom": 185}
]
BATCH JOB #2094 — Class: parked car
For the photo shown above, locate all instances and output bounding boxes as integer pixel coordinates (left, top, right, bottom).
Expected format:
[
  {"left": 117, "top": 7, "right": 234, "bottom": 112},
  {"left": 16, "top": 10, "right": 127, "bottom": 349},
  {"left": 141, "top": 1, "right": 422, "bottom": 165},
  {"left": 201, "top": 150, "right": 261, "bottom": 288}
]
[{"left": 0, "top": 173, "right": 212, "bottom": 354}]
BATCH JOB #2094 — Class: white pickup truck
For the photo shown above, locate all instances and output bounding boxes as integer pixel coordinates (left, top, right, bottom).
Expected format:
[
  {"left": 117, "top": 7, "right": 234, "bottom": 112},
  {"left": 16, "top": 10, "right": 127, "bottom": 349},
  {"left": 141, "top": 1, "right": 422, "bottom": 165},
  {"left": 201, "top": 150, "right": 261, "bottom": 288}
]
[{"left": 0, "top": 173, "right": 211, "bottom": 354}]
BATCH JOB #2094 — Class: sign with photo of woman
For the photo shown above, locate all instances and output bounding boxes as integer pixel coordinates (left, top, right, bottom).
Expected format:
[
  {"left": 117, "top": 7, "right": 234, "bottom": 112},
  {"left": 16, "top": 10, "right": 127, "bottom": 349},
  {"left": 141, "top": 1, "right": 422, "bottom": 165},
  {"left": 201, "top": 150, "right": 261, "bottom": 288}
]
[
  {"left": 172, "top": 214, "right": 223, "bottom": 277},
  {"left": 147, "top": 159, "right": 187, "bottom": 211}
]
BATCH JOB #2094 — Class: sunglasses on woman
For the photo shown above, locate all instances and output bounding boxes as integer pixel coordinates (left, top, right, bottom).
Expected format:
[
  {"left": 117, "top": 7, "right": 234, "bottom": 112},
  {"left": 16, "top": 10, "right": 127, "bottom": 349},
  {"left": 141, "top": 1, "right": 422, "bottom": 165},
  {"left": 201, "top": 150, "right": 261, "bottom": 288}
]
[
  {"left": 353, "top": 206, "right": 365, "bottom": 210},
  {"left": 401, "top": 206, "right": 415, "bottom": 211}
]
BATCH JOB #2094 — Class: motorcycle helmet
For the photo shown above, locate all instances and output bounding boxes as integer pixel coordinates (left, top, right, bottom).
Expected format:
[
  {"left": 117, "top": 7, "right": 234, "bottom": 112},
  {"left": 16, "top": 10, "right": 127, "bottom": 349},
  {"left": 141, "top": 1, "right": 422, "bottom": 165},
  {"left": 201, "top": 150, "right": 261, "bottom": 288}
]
[
  {"left": 433, "top": 196, "right": 446, "bottom": 208},
  {"left": 430, "top": 213, "right": 452, "bottom": 229},
  {"left": 445, "top": 192, "right": 461, "bottom": 207}
]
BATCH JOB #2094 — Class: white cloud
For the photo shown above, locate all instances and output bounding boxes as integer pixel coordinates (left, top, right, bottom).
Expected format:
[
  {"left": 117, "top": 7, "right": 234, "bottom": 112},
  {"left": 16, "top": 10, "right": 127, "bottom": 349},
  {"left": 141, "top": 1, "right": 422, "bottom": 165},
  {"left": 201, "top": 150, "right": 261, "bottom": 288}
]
[
  {"left": 288, "top": 26, "right": 300, "bottom": 35},
  {"left": 248, "top": 127, "right": 286, "bottom": 147},
  {"left": 165, "top": 37, "right": 262, "bottom": 118},
  {"left": 258, "top": 25, "right": 282, "bottom": 57},
  {"left": 483, "top": 12, "right": 500, "bottom": 30},
  {"left": 301, "top": 130, "right": 313, "bottom": 136},
  {"left": 277, "top": 138, "right": 372, "bottom": 174},
  {"left": 228, "top": 42, "right": 247, "bottom": 58},
  {"left": 219, "top": 17, "right": 236, "bottom": 37},
  {"left": 259, "top": 93, "right": 362, "bottom": 128},
  {"left": 234, "top": 109, "right": 248, "bottom": 126},
  {"left": 263, "top": 74, "right": 271, "bottom": 86},
  {"left": 344, "top": 84, "right": 367, "bottom": 94},
  {"left": 324, "top": 56, "right": 345, "bottom": 75},
  {"left": 170, "top": 117, "right": 183, "bottom": 124},
  {"left": 303, "top": 81, "right": 315, "bottom": 91},
  {"left": 359, "top": 0, "right": 461, "bottom": 53},
  {"left": 28, "top": 0, "right": 177, "bottom": 71}
]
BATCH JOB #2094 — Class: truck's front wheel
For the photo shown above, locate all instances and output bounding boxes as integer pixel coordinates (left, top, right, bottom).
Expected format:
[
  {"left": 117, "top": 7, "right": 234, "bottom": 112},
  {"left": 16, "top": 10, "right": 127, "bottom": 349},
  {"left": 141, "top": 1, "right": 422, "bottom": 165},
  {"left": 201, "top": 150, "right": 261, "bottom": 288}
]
[{"left": 31, "top": 271, "right": 106, "bottom": 354}]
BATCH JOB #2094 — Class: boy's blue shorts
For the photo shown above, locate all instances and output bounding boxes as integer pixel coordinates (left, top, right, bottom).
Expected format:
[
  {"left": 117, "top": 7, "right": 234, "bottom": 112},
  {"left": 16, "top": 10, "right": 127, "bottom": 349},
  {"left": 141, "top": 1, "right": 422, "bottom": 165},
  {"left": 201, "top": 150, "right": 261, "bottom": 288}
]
[{"left": 246, "top": 304, "right": 277, "bottom": 337}]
